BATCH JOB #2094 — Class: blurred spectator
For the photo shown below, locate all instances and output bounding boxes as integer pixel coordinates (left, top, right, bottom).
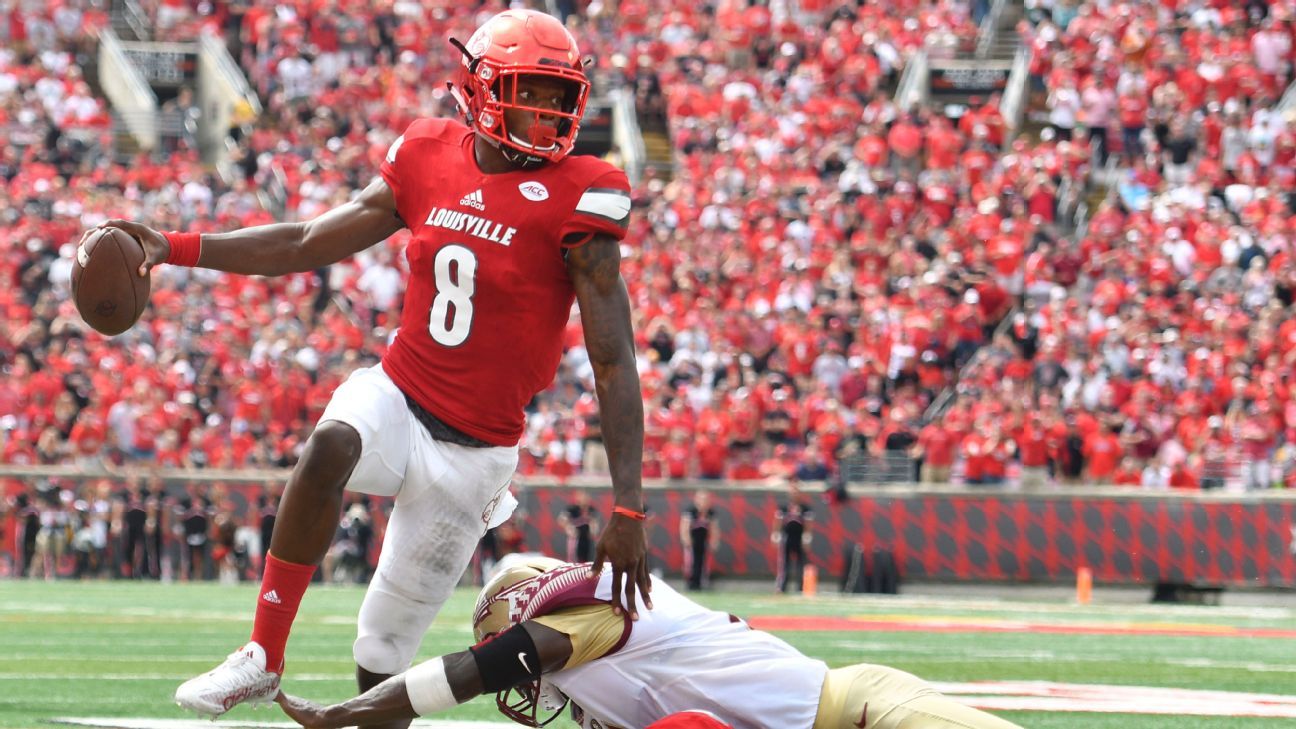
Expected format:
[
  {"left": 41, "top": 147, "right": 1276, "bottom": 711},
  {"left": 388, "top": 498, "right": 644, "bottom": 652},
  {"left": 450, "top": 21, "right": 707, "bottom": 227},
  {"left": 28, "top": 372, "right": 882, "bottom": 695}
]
[
  {"left": 177, "top": 496, "right": 210, "bottom": 581},
  {"left": 324, "top": 499, "right": 374, "bottom": 584},
  {"left": 1083, "top": 426, "right": 1123, "bottom": 484},
  {"left": 1112, "top": 457, "right": 1143, "bottom": 486},
  {"left": 679, "top": 489, "right": 719, "bottom": 591},
  {"left": 559, "top": 490, "right": 599, "bottom": 563},
  {"left": 915, "top": 418, "right": 958, "bottom": 483},
  {"left": 772, "top": 484, "right": 813, "bottom": 594},
  {"left": 30, "top": 486, "right": 70, "bottom": 580},
  {"left": 1016, "top": 413, "right": 1051, "bottom": 489},
  {"left": 793, "top": 448, "right": 831, "bottom": 482},
  {"left": 12, "top": 492, "right": 40, "bottom": 576},
  {"left": 119, "top": 480, "right": 150, "bottom": 578},
  {"left": 257, "top": 491, "right": 277, "bottom": 575}
]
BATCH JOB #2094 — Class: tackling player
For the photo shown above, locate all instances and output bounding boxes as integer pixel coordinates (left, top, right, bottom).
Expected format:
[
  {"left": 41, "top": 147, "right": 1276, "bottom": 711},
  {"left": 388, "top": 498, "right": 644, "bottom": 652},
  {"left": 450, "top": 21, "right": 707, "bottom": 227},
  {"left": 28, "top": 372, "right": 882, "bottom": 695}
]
[
  {"left": 96, "top": 9, "right": 650, "bottom": 722},
  {"left": 274, "top": 556, "right": 1023, "bottom": 729}
]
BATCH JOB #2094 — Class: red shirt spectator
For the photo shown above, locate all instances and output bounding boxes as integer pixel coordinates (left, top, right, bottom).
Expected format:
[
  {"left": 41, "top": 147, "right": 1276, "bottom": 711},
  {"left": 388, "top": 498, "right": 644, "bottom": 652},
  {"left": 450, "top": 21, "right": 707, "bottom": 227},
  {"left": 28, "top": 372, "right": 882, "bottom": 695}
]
[
  {"left": 1082, "top": 429, "right": 1123, "bottom": 482},
  {"left": 887, "top": 117, "right": 924, "bottom": 161},
  {"left": 662, "top": 437, "right": 692, "bottom": 480},
  {"left": 696, "top": 433, "right": 729, "bottom": 479},
  {"left": 1016, "top": 420, "right": 1050, "bottom": 468},
  {"left": 917, "top": 422, "right": 959, "bottom": 468},
  {"left": 1111, "top": 459, "right": 1142, "bottom": 486}
]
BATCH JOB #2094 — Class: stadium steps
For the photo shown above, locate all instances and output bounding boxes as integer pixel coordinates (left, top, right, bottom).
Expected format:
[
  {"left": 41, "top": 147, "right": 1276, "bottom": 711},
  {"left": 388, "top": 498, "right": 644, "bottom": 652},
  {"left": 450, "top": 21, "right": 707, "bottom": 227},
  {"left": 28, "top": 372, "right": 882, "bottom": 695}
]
[
  {"left": 641, "top": 130, "right": 674, "bottom": 179},
  {"left": 109, "top": 112, "right": 143, "bottom": 163},
  {"left": 987, "top": 1, "right": 1023, "bottom": 60},
  {"left": 1081, "top": 180, "right": 1111, "bottom": 219},
  {"left": 110, "top": 0, "right": 152, "bottom": 41}
]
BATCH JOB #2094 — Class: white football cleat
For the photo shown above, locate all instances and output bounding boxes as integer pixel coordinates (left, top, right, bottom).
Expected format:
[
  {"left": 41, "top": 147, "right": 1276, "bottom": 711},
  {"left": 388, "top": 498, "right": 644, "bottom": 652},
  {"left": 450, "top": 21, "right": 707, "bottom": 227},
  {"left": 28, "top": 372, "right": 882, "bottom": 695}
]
[{"left": 174, "top": 641, "right": 282, "bottom": 717}]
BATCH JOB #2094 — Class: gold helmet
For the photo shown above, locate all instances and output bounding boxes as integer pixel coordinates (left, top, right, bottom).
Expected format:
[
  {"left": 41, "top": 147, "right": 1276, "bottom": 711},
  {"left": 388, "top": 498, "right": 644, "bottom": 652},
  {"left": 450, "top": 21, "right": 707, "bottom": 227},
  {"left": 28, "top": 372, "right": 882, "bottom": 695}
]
[
  {"left": 472, "top": 555, "right": 573, "bottom": 727},
  {"left": 472, "top": 555, "right": 567, "bottom": 642}
]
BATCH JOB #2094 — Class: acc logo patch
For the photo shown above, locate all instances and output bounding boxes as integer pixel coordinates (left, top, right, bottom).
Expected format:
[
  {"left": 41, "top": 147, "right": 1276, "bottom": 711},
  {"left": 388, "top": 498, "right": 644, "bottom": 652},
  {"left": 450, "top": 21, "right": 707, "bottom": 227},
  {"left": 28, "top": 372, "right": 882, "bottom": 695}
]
[{"left": 519, "top": 181, "right": 549, "bottom": 201}]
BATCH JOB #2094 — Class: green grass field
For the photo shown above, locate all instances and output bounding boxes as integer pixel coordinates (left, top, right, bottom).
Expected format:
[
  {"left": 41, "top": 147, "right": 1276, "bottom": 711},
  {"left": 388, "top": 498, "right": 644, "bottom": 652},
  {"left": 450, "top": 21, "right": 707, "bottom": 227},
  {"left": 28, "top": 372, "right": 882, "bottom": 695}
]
[{"left": 1, "top": 580, "right": 1293, "bottom": 729}]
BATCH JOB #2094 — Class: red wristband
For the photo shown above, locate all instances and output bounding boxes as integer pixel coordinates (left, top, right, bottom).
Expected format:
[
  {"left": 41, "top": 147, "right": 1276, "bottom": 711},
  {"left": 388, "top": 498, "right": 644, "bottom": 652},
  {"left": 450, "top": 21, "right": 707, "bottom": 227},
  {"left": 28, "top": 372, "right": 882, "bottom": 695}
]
[
  {"left": 163, "top": 231, "right": 202, "bottom": 267},
  {"left": 613, "top": 505, "right": 646, "bottom": 521}
]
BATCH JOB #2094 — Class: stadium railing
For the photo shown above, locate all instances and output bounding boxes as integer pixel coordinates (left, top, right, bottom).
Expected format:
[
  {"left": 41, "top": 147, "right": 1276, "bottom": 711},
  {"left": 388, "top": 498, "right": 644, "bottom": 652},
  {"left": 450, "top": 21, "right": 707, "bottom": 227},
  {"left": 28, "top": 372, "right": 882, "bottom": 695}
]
[
  {"left": 999, "top": 45, "right": 1031, "bottom": 135},
  {"left": 610, "top": 86, "right": 647, "bottom": 186},
  {"left": 1278, "top": 69, "right": 1296, "bottom": 115},
  {"left": 196, "top": 31, "right": 262, "bottom": 167},
  {"left": 894, "top": 49, "right": 929, "bottom": 111},
  {"left": 975, "top": 0, "right": 1009, "bottom": 59},
  {"left": 110, "top": 0, "right": 151, "bottom": 41},
  {"left": 97, "top": 28, "right": 159, "bottom": 151}
]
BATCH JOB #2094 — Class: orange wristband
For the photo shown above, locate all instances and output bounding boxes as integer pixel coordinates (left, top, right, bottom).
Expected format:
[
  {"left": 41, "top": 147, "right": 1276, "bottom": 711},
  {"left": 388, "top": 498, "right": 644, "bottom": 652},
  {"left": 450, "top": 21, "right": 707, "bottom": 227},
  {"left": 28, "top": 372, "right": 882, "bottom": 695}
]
[{"left": 613, "top": 505, "right": 646, "bottom": 521}]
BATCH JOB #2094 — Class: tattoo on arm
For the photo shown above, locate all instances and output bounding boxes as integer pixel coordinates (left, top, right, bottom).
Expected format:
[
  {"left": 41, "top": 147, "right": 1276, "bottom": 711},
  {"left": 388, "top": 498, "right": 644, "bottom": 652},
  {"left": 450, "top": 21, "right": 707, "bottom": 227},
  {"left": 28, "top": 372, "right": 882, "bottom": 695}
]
[
  {"left": 566, "top": 236, "right": 644, "bottom": 505},
  {"left": 565, "top": 236, "right": 632, "bottom": 368}
]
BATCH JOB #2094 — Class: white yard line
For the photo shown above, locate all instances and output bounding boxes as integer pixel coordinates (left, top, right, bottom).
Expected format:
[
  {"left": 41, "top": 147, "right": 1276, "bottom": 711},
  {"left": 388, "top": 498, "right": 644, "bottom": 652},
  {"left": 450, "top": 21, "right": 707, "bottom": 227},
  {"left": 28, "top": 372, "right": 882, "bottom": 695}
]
[{"left": 54, "top": 719, "right": 513, "bottom": 729}]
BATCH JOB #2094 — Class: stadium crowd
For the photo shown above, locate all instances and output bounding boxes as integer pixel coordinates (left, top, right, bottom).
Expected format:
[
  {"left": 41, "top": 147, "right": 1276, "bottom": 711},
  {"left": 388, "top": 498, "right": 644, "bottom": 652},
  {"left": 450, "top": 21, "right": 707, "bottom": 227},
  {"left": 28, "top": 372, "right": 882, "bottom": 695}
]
[
  {"left": 1, "top": 0, "right": 1294, "bottom": 558},
  {"left": 963, "top": 0, "right": 1296, "bottom": 490}
]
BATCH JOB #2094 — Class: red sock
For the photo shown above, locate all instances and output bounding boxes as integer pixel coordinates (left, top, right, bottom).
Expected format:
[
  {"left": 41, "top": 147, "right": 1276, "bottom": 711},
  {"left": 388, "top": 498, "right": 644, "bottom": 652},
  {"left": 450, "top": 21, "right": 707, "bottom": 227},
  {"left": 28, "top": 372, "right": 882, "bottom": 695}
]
[{"left": 250, "top": 553, "right": 317, "bottom": 672}]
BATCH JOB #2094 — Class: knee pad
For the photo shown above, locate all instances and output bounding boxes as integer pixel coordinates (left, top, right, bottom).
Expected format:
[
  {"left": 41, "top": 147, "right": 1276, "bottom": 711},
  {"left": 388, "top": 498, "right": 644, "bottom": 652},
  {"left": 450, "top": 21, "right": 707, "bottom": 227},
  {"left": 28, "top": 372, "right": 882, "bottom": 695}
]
[
  {"left": 352, "top": 633, "right": 414, "bottom": 676},
  {"left": 354, "top": 575, "right": 434, "bottom": 674}
]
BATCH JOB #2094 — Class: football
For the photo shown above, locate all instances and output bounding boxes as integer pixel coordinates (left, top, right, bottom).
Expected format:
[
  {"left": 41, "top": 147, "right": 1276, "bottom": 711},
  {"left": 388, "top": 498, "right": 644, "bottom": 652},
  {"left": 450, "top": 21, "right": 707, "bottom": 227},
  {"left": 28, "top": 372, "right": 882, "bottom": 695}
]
[{"left": 71, "top": 226, "right": 150, "bottom": 336}]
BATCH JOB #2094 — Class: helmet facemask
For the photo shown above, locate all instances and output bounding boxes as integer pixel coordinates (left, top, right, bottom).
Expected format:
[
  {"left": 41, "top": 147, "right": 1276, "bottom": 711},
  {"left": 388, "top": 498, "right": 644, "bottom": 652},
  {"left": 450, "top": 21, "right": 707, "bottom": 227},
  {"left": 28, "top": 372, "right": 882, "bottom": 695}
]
[
  {"left": 448, "top": 28, "right": 591, "bottom": 168},
  {"left": 489, "top": 71, "right": 588, "bottom": 168},
  {"left": 495, "top": 677, "right": 569, "bottom": 727}
]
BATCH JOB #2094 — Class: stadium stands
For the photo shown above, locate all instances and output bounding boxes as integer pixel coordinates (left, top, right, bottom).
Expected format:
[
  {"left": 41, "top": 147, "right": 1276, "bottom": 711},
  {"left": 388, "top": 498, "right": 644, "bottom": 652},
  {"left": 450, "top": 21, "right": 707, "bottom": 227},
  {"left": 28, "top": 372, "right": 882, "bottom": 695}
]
[{"left": 3, "top": 0, "right": 1296, "bottom": 519}]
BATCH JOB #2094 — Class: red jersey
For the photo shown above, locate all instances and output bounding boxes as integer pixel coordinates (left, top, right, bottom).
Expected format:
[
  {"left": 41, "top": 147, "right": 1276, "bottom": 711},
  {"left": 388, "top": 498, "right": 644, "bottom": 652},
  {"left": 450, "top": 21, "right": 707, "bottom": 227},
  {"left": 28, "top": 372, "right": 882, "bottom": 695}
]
[{"left": 380, "top": 118, "right": 631, "bottom": 445}]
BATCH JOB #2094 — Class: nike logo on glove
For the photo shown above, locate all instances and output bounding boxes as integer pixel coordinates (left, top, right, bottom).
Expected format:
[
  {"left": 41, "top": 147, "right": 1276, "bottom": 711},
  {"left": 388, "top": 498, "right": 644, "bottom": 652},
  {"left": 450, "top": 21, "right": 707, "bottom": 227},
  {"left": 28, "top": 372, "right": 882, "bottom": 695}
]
[
  {"left": 518, "top": 652, "right": 532, "bottom": 674},
  {"left": 854, "top": 702, "right": 869, "bottom": 728}
]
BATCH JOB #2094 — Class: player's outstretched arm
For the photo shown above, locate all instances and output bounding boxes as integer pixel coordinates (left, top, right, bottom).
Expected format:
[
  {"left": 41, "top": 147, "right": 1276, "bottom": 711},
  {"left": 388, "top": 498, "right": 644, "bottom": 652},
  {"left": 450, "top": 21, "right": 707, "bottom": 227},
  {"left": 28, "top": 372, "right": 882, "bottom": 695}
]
[
  {"left": 274, "top": 622, "right": 573, "bottom": 728},
  {"left": 567, "top": 234, "right": 651, "bottom": 618},
  {"left": 101, "top": 177, "right": 404, "bottom": 278}
]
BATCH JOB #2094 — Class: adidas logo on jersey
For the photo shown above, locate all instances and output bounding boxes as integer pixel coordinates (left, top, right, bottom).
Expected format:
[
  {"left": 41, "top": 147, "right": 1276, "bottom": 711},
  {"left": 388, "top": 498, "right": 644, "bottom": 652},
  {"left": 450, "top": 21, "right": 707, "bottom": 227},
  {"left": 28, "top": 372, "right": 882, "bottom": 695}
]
[
  {"left": 459, "top": 189, "right": 485, "bottom": 211},
  {"left": 261, "top": 590, "right": 282, "bottom": 604}
]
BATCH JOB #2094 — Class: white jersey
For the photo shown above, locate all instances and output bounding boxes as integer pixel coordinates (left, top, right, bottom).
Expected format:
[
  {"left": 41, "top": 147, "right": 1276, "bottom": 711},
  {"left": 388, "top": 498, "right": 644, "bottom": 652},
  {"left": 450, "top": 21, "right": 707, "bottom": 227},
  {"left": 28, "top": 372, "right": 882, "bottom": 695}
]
[{"left": 547, "top": 573, "right": 828, "bottom": 729}]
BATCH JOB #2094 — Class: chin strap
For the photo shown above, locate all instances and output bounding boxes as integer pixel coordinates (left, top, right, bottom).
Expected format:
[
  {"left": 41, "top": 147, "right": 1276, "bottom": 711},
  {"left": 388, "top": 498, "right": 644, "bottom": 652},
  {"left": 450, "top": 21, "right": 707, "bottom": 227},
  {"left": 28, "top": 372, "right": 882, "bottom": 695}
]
[
  {"left": 449, "top": 37, "right": 480, "bottom": 74},
  {"left": 500, "top": 145, "right": 548, "bottom": 169},
  {"left": 446, "top": 83, "right": 473, "bottom": 125},
  {"left": 465, "top": 120, "right": 545, "bottom": 169}
]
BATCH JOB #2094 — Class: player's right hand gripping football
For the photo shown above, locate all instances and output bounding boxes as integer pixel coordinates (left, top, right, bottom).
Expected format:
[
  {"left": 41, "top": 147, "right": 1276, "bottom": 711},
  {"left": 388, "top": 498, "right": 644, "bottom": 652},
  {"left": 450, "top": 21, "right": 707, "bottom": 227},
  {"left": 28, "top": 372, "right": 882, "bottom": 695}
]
[
  {"left": 592, "top": 512, "right": 652, "bottom": 620},
  {"left": 93, "top": 220, "right": 170, "bottom": 277}
]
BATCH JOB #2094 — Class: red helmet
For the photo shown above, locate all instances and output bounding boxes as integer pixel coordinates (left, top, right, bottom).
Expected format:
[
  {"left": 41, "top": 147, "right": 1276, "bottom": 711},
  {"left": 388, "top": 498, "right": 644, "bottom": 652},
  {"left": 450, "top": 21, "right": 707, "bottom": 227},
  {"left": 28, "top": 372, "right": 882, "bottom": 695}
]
[{"left": 449, "top": 9, "right": 590, "bottom": 167}]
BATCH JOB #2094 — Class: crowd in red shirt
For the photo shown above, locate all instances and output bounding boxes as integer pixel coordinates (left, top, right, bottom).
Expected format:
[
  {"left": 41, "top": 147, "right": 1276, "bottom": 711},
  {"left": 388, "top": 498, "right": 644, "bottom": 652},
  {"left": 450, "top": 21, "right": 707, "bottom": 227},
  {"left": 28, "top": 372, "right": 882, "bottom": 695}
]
[
  {"left": 3, "top": 1, "right": 1294, "bottom": 492},
  {"left": 928, "top": 0, "right": 1296, "bottom": 490}
]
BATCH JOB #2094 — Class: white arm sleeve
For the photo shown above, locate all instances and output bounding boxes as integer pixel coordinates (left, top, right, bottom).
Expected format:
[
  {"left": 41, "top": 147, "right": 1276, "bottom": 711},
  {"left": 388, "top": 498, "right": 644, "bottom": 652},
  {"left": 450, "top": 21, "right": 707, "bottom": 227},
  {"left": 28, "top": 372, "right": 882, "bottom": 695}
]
[{"left": 404, "top": 657, "right": 459, "bottom": 716}]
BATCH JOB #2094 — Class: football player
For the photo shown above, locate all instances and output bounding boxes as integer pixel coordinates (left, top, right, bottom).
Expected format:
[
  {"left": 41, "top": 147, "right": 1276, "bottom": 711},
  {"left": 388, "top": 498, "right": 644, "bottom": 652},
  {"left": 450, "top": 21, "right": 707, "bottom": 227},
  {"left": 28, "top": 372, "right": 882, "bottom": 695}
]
[
  {"left": 97, "top": 9, "right": 650, "bottom": 721},
  {"left": 274, "top": 556, "right": 1023, "bottom": 729}
]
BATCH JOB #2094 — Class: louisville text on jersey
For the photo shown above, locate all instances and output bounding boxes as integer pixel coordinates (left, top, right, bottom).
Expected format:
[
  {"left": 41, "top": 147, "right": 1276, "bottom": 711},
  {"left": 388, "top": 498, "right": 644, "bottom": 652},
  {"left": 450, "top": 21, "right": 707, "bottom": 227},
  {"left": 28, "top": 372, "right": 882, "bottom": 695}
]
[{"left": 423, "top": 207, "right": 518, "bottom": 247}]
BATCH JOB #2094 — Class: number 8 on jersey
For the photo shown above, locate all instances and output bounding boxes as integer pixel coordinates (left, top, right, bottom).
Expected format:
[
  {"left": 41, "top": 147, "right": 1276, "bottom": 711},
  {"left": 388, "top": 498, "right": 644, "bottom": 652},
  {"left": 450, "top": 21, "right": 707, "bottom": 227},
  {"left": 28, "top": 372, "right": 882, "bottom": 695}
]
[{"left": 429, "top": 244, "right": 477, "bottom": 347}]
